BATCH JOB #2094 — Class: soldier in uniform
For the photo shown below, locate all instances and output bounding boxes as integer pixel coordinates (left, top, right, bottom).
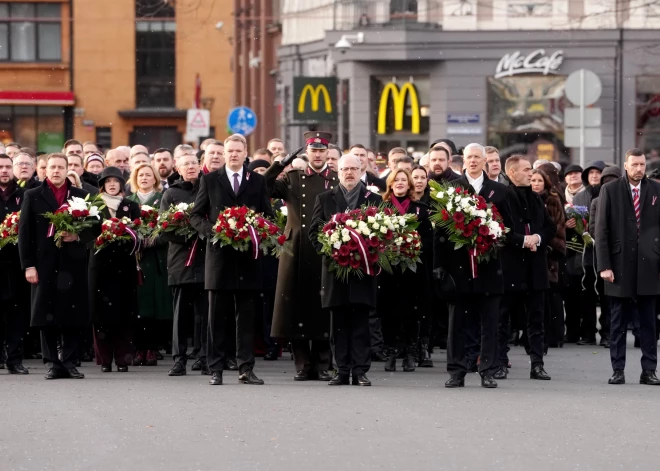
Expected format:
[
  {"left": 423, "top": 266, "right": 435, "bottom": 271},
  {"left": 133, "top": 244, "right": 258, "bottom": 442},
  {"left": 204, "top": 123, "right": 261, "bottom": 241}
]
[{"left": 266, "top": 131, "right": 337, "bottom": 381}]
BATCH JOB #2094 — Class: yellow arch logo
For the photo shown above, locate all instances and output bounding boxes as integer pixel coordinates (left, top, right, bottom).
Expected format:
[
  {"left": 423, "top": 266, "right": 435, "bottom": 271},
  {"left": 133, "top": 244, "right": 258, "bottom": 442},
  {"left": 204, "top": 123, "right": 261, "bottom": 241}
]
[
  {"left": 377, "top": 82, "right": 420, "bottom": 135},
  {"left": 298, "top": 84, "right": 333, "bottom": 114}
]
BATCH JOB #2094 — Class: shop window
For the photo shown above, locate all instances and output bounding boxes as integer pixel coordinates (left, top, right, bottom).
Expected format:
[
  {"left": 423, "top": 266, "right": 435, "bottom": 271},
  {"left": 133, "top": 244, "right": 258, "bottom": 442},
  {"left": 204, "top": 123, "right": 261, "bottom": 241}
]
[
  {"left": 95, "top": 127, "right": 112, "bottom": 152},
  {"left": 0, "top": 106, "right": 65, "bottom": 151},
  {"left": 0, "top": 3, "right": 62, "bottom": 62},
  {"left": 635, "top": 76, "right": 660, "bottom": 156},
  {"left": 130, "top": 126, "right": 181, "bottom": 151},
  {"left": 487, "top": 75, "right": 569, "bottom": 161}
]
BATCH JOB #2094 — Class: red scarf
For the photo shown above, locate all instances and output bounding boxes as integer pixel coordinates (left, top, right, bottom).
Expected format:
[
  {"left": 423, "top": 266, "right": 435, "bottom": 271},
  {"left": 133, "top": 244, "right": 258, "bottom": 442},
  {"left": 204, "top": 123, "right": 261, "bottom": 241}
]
[
  {"left": 391, "top": 196, "right": 411, "bottom": 215},
  {"left": 46, "top": 178, "right": 68, "bottom": 206},
  {"left": 202, "top": 165, "right": 210, "bottom": 175}
]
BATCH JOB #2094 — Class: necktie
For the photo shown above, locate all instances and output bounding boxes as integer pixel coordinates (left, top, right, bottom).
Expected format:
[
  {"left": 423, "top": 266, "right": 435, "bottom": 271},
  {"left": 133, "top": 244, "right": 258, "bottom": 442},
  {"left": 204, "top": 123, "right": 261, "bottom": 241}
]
[
  {"left": 233, "top": 173, "right": 240, "bottom": 194},
  {"left": 633, "top": 188, "right": 640, "bottom": 228}
]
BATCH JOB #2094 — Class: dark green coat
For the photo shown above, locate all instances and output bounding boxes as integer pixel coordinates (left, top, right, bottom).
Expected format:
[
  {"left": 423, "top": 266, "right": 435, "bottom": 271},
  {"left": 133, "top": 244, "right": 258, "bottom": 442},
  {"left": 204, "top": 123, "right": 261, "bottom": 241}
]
[{"left": 127, "top": 191, "right": 173, "bottom": 320}]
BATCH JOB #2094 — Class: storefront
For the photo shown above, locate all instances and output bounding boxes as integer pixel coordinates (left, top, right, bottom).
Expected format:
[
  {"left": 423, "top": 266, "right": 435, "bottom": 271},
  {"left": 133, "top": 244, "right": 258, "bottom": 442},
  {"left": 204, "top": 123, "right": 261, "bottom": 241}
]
[{"left": 278, "top": 29, "right": 660, "bottom": 165}]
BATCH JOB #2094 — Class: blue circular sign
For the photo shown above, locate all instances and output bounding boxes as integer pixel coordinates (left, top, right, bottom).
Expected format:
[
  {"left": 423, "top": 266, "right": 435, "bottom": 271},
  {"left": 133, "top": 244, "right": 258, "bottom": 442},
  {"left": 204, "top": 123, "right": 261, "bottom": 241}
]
[{"left": 227, "top": 106, "right": 257, "bottom": 136}]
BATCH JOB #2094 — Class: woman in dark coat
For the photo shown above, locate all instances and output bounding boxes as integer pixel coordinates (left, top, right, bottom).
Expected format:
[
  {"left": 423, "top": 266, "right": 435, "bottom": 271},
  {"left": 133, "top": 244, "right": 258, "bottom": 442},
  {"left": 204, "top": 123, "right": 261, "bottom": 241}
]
[
  {"left": 127, "top": 163, "right": 173, "bottom": 366},
  {"left": 89, "top": 167, "right": 140, "bottom": 372},
  {"left": 378, "top": 168, "right": 433, "bottom": 372},
  {"left": 531, "top": 169, "right": 566, "bottom": 349}
]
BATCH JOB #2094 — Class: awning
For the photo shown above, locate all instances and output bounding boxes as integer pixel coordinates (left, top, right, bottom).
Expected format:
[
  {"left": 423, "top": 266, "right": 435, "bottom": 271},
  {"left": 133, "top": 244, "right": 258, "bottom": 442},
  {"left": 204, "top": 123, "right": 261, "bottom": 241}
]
[{"left": 0, "top": 91, "right": 75, "bottom": 106}]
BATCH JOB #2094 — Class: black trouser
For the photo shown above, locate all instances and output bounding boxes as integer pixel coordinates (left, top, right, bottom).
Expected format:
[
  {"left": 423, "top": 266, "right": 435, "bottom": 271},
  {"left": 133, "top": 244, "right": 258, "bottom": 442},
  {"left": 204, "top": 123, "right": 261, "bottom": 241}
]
[
  {"left": 429, "top": 297, "right": 448, "bottom": 348},
  {"left": 369, "top": 309, "right": 384, "bottom": 354},
  {"left": 332, "top": 304, "right": 371, "bottom": 377},
  {"left": 292, "top": 339, "right": 332, "bottom": 374},
  {"left": 448, "top": 295, "right": 500, "bottom": 376},
  {"left": 40, "top": 327, "right": 80, "bottom": 371},
  {"left": 0, "top": 296, "right": 25, "bottom": 366},
  {"left": 382, "top": 306, "right": 418, "bottom": 356},
  {"left": 610, "top": 296, "right": 657, "bottom": 372},
  {"left": 207, "top": 290, "right": 256, "bottom": 374},
  {"left": 565, "top": 271, "right": 598, "bottom": 341},
  {"left": 260, "top": 289, "right": 277, "bottom": 354},
  {"left": 544, "top": 284, "right": 564, "bottom": 347},
  {"left": 93, "top": 323, "right": 133, "bottom": 366},
  {"left": 598, "top": 278, "right": 611, "bottom": 339},
  {"left": 464, "top": 304, "right": 481, "bottom": 365},
  {"left": 499, "top": 291, "right": 545, "bottom": 368},
  {"left": 172, "top": 283, "right": 208, "bottom": 364}
]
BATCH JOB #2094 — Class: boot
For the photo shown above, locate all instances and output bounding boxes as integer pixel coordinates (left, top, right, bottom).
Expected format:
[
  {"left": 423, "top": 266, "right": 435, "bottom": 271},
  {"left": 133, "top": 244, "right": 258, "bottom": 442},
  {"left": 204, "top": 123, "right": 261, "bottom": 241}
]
[
  {"left": 384, "top": 348, "right": 397, "bottom": 372},
  {"left": 402, "top": 345, "right": 416, "bottom": 372},
  {"left": 418, "top": 337, "right": 434, "bottom": 368}
]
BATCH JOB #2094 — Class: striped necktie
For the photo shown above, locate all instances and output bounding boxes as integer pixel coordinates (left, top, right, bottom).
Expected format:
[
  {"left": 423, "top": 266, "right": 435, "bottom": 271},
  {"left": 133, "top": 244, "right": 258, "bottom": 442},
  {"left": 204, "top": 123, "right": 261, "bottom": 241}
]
[{"left": 633, "top": 188, "right": 640, "bottom": 228}]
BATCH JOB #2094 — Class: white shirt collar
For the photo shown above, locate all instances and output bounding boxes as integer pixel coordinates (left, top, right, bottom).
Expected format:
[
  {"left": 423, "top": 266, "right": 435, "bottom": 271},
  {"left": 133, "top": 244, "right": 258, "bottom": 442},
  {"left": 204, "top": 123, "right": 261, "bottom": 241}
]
[
  {"left": 227, "top": 166, "right": 244, "bottom": 180},
  {"left": 630, "top": 182, "right": 641, "bottom": 192},
  {"left": 360, "top": 173, "right": 367, "bottom": 182},
  {"left": 466, "top": 171, "right": 484, "bottom": 193},
  {"left": 308, "top": 163, "right": 327, "bottom": 173}
]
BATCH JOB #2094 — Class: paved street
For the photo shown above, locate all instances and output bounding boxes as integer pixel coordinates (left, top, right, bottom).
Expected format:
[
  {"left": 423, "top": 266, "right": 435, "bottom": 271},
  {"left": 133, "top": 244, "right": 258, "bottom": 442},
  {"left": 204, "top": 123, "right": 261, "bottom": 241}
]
[{"left": 1, "top": 337, "right": 658, "bottom": 471}]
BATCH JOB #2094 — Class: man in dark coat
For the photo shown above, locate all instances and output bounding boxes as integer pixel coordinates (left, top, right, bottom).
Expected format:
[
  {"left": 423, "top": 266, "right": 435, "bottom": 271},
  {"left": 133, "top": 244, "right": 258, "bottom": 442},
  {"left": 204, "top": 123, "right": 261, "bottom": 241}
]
[
  {"left": 435, "top": 144, "right": 513, "bottom": 389},
  {"left": 495, "top": 155, "right": 556, "bottom": 381},
  {"left": 310, "top": 154, "right": 382, "bottom": 387},
  {"left": 349, "top": 144, "right": 386, "bottom": 192},
  {"left": 596, "top": 149, "right": 660, "bottom": 385},
  {"left": 18, "top": 153, "right": 101, "bottom": 380},
  {"left": 190, "top": 135, "right": 273, "bottom": 386},
  {"left": 428, "top": 144, "right": 460, "bottom": 184},
  {"left": 161, "top": 154, "right": 209, "bottom": 377},
  {"left": 0, "top": 154, "right": 29, "bottom": 374},
  {"left": 265, "top": 132, "right": 338, "bottom": 381}
]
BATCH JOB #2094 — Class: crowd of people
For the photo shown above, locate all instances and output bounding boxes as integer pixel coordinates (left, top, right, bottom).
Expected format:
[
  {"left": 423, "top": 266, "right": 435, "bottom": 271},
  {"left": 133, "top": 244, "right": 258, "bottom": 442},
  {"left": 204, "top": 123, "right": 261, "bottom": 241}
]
[{"left": 0, "top": 133, "right": 658, "bottom": 388}]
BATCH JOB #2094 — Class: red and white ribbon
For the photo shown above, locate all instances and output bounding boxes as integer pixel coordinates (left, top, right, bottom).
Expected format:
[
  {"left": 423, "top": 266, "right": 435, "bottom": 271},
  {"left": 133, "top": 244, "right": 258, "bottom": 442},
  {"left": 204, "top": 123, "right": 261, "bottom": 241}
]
[
  {"left": 248, "top": 225, "right": 259, "bottom": 259},
  {"left": 470, "top": 248, "right": 478, "bottom": 279},
  {"left": 185, "top": 237, "right": 199, "bottom": 267},
  {"left": 47, "top": 203, "right": 69, "bottom": 238},
  {"left": 345, "top": 227, "right": 372, "bottom": 276},
  {"left": 124, "top": 226, "right": 139, "bottom": 255}
]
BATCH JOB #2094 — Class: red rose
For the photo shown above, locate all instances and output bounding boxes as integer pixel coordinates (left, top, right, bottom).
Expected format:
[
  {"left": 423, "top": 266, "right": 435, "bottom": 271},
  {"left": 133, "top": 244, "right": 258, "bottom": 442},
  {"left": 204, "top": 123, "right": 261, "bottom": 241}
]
[
  {"left": 463, "top": 228, "right": 473, "bottom": 237},
  {"left": 215, "top": 225, "right": 222, "bottom": 233},
  {"left": 95, "top": 239, "right": 103, "bottom": 246},
  {"left": 441, "top": 209, "right": 449, "bottom": 221},
  {"left": 477, "top": 236, "right": 483, "bottom": 243},
  {"left": 384, "top": 230, "right": 393, "bottom": 240},
  {"left": 260, "top": 232, "right": 268, "bottom": 240},
  {"left": 349, "top": 257, "right": 361, "bottom": 269},
  {"left": 347, "top": 238, "right": 358, "bottom": 250},
  {"left": 337, "top": 255, "right": 349, "bottom": 267},
  {"left": 148, "top": 222, "right": 156, "bottom": 229},
  {"left": 71, "top": 209, "right": 81, "bottom": 218},
  {"left": 268, "top": 225, "right": 278, "bottom": 235},
  {"left": 453, "top": 212, "right": 465, "bottom": 223},
  {"left": 226, "top": 229, "right": 234, "bottom": 238},
  {"left": 478, "top": 225, "right": 490, "bottom": 236},
  {"left": 365, "top": 207, "right": 377, "bottom": 217},
  {"left": 162, "top": 221, "right": 169, "bottom": 229},
  {"left": 277, "top": 234, "right": 287, "bottom": 245},
  {"left": 239, "top": 231, "right": 249, "bottom": 239},
  {"left": 339, "top": 245, "right": 350, "bottom": 256},
  {"left": 322, "top": 223, "right": 335, "bottom": 232},
  {"left": 369, "top": 252, "right": 380, "bottom": 264},
  {"left": 368, "top": 236, "right": 380, "bottom": 248},
  {"left": 383, "top": 207, "right": 393, "bottom": 216},
  {"left": 133, "top": 219, "right": 142, "bottom": 226}
]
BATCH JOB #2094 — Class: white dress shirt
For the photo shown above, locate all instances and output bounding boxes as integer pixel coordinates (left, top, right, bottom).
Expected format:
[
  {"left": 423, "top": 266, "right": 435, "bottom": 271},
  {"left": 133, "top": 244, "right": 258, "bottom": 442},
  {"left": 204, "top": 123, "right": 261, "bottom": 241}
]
[
  {"left": 466, "top": 172, "right": 484, "bottom": 194},
  {"left": 228, "top": 166, "right": 244, "bottom": 188}
]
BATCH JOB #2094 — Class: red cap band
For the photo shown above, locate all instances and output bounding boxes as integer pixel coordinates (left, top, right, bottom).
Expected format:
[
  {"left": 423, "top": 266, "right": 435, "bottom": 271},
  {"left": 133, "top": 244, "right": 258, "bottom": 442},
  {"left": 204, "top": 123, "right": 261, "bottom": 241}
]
[{"left": 306, "top": 137, "right": 329, "bottom": 146}]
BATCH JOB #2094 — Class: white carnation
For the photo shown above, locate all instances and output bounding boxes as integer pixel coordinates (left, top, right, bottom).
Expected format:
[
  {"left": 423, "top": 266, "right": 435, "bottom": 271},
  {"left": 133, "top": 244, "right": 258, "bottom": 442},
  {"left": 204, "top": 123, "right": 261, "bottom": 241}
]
[{"left": 176, "top": 202, "right": 189, "bottom": 211}]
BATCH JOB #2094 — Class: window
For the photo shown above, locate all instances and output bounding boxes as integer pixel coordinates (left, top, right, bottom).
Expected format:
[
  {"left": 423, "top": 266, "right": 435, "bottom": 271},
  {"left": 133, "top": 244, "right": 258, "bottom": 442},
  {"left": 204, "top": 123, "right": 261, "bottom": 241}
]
[
  {"left": 95, "top": 127, "right": 112, "bottom": 152},
  {"left": 135, "top": 0, "right": 176, "bottom": 107},
  {"left": 0, "top": 105, "right": 65, "bottom": 151},
  {"left": 130, "top": 126, "right": 181, "bottom": 151},
  {"left": 636, "top": 76, "right": 660, "bottom": 155},
  {"left": 0, "top": 3, "right": 62, "bottom": 62}
]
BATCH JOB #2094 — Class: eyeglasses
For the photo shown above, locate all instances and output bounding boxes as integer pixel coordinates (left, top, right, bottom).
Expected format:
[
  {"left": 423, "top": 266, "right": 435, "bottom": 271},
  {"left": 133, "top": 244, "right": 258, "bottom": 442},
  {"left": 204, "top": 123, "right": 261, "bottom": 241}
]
[
  {"left": 179, "top": 162, "right": 199, "bottom": 168},
  {"left": 340, "top": 167, "right": 360, "bottom": 172},
  {"left": 13, "top": 162, "right": 33, "bottom": 167}
]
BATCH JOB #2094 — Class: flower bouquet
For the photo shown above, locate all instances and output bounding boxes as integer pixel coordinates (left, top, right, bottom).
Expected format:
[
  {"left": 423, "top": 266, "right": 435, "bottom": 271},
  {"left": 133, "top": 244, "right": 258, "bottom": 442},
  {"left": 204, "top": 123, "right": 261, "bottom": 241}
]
[
  {"left": 94, "top": 217, "right": 140, "bottom": 254},
  {"left": 211, "top": 206, "right": 288, "bottom": 258},
  {"left": 0, "top": 211, "right": 20, "bottom": 249},
  {"left": 133, "top": 204, "right": 159, "bottom": 239},
  {"left": 151, "top": 202, "right": 196, "bottom": 241},
  {"left": 275, "top": 204, "right": 287, "bottom": 229},
  {"left": 43, "top": 194, "right": 105, "bottom": 247},
  {"left": 428, "top": 180, "right": 507, "bottom": 277},
  {"left": 565, "top": 204, "right": 594, "bottom": 253},
  {"left": 388, "top": 229, "right": 423, "bottom": 273}
]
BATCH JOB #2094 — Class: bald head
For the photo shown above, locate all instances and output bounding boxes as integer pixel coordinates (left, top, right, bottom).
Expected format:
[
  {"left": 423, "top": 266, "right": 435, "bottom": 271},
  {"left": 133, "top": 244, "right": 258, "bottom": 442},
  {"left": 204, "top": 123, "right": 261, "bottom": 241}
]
[
  {"left": 106, "top": 148, "right": 130, "bottom": 173},
  {"left": 130, "top": 145, "right": 149, "bottom": 158},
  {"left": 338, "top": 154, "right": 362, "bottom": 190}
]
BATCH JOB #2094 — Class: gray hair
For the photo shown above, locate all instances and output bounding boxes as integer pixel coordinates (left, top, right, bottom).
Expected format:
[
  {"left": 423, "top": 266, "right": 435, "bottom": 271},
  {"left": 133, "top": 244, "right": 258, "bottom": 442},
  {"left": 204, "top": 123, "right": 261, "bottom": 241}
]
[
  {"left": 463, "top": 143, "right": 485, "bottom": 157},
  {"left": 339, "top": 154, "right": 361, "bottom": 170}
]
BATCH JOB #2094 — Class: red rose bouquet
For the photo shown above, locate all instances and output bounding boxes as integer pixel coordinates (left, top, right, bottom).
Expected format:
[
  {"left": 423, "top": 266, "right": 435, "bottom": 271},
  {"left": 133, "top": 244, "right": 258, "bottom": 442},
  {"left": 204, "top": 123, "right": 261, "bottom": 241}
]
[
  {"left": 94, "top": 217, "right": 140, "bottom": 254},
  {"left": 43, "top": 194, "right": 105, "bottom": 248},
  {"left": 429, "top": 180, "right": 508, "bottom": 277},
  {"left": 211, "top": 206, "right": 287, "bottom": 258},
  {"left": 151, "top": 202, "right": 196, "bottom": 241},
  {"left": 388, "top": 229, "right": 423, "bottom": 273},
  {"left": 133, "top": 204, "right": 159, "bottom": 239},
  {"left": 0, "top": 211, "right": 20, "bottom": 249}
]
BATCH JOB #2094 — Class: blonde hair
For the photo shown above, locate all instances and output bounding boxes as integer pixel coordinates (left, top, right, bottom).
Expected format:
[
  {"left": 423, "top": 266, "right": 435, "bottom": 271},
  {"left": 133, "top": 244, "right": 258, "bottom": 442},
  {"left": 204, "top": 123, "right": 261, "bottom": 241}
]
[
  {"left": 383, "top": 168, "right": 415, "bottom": 202},
  {"left": 129, "top": 163, "right": 161, "bottom": 193},
  {"left": 224, "top": 134, "right": 247, "bottom": 151}
]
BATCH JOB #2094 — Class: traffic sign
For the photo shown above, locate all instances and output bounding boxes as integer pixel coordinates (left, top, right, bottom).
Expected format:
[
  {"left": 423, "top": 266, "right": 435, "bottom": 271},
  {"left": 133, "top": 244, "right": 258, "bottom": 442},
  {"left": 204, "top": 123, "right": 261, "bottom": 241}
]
[
  {"left": 186, "top": 109, "right": 210, "bottom": 139},
  {"left": 564, "top": 128, "right": 602, "bottom": 148},
  {"left": 565, "top": 70, "right": 602, "bottom": 106},
  {"left": 227, "top": 106, "right": 257, "bottom": 136},
  {"left": 565, "top": 107, "right": 601, "bottom": 127}
]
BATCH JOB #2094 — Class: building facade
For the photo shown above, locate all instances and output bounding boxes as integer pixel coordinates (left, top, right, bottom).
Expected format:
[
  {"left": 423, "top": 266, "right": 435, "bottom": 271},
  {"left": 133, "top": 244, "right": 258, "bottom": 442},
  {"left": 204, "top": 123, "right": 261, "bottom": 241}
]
[{"left": 278, "top": 0, "right": 660, "bottom": 164}]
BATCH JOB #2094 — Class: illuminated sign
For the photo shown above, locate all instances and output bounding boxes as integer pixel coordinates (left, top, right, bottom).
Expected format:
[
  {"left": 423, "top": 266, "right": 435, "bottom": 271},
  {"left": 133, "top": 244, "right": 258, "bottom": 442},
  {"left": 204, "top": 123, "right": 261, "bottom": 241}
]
[
  {"left": 377, "top": 82, "right": 420, "bottom": 135},
  {"left": 293, "top": 77, "right": 336, "bottom": 121},
  {"left": 495, "top": 50, "right": 564, "bottom": 78}
]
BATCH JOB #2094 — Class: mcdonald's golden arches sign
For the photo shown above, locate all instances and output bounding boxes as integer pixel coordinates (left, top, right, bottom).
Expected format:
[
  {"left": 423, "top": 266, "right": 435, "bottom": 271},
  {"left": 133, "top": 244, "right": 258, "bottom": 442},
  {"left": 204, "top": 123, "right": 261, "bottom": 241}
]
[
  {"left": 377, "top": 81, "right": 421, "bottom": 135},
  {"left": 293, "top": 77, "right": 337, "bottom": 121}
]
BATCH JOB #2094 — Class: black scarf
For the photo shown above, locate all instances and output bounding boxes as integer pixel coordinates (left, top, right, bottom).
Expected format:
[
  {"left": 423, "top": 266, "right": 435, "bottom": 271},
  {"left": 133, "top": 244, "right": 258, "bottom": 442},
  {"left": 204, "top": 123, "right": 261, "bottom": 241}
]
[{"left": 340, "top": 184, "right": 361, "bottom": 210}]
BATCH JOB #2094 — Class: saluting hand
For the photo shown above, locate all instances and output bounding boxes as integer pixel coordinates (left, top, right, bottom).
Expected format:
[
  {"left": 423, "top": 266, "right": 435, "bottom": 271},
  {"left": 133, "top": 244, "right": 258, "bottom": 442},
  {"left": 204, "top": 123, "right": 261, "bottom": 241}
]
[{"left": 280, "top": 147, "right": 305, "bottom": 167}]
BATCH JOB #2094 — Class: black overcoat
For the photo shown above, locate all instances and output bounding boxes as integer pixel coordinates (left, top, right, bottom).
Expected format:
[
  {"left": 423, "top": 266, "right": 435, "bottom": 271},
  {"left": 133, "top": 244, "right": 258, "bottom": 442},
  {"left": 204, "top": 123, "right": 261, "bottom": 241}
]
[
  {"left": 160, "top": 178, "right": 206, "bottom": 286},
  {"left": 433, "top": 173, "right": 513, "bottom": 295},
  {"left": 88, "top": 201, "right": 140, "bottom": 325},
  {"left": 190, "top": 166, "right": 273, "bottom": 291},
  {"left": 0, "top": 183, "right": 28, "bottom": 302},
  {"left": 501, "top": 184, "right": 556, "bottom": 292},
  {"left": 18, "top": 181, "right": 101, "bottom": 328},
  {"left": 309, "top": 185, "right": 382, "bottom": 309},
  {"left": 595, "top": 175, "right": 660, "bottom": 298},
  {"left": 264, "top": 163, "right": 339, "bottom": 340}
]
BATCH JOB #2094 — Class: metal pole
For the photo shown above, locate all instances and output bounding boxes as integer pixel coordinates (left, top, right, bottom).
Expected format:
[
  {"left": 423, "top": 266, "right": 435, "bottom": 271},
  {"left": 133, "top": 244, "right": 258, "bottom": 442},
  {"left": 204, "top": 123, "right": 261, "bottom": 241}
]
[{"left": 579, "top": 69, "right": 585, "bottom": 168}]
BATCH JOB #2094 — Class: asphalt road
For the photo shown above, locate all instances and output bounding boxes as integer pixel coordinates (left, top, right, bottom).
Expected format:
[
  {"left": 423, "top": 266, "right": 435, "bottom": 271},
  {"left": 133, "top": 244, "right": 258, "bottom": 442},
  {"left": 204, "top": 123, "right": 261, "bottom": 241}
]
[{"left": 1, "top": 336, "right": 658, "bottom": 471}]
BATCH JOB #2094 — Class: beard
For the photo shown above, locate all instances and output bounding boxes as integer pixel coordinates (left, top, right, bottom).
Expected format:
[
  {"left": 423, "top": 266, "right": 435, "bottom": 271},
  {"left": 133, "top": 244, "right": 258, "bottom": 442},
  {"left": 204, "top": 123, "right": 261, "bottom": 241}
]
[{"left": 158, "top": 167, "right": 171, "bottom": 178}]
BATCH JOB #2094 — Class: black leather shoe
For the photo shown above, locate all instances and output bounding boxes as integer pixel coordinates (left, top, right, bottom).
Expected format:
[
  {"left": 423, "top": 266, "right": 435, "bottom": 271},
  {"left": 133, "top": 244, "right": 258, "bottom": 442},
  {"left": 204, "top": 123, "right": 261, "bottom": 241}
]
[
  {"left": 7, "top": 364, "right": 29, "bottom": 374},
  {"left": 68, "top": 367, "right": 84, "bottom": 379},
  {"left": 608, "top": 370, "right": 625, "bottom": 384},
  {"left": 209, "top": 371, "right": 223, "bottom": 385},
  {"left": 44, "top": 368, "right": 66, "bottom": 380},
  {"left": 191, "top": 358, "right": 202, "bottom": 371},
  {"left": 402, "top": 355, "right": 416, "bottom": 372},
  {"left": 599, "top": 335, "right": 610, "bottom": 347},
  {"left": 200, "top": 362, "right": 210, "bottom": 375},
  {"left": 239, "top": 370, "right": 264, "bottom": 385},
  {"left": 640, "top": 370, "right": 660, "bottom": 385},
  {"left": 384, "top": 355, "right": 396, "bottom": 372},
  {"left": 0, "top": 362, "right": 5, "bottom": 369},
  {"left": 371, "top": 351, "right": 388, "bottom": 362},
  {"left": 317, "top": 370, "right": 332, "bottom": 381},
  {"left": 328, "top": 374, "right": 349, "bottom": 386},
  {"left": 418, "top": 346, "right": 434, "bottom": 368},
  {"left": 445, "top": 375, "right": 465, "bottom": 388},
  {"left": 101, "top": 364, "right": 112, "bottom": 373},
  {"left": 352, "top": 374, "right": 371, "bottom": 386},
  {"left": 481, "top": 375, "right": 498, "bottom": 388},
  {"left": 294, "top": 370, "right": 308, "bottom": 381},
  {"left": 168, "top": 361, "right": 187, "bottom": 376},
  {"left": 224, "top": 358, "right": 238, "bottom": 371},
  {"left": 264, "top": 351, "right": 278, "bottom": 361},
  {"left": 493, "top": 366, "right": 508, "bottom": 380},
  {"left": 117, "top": 365, "right": 128, "bottom": 373},
  {"left": 577, "top": 337, "right": 597, "bottom": 346},
  {"left": 530, "top": 365, "right": 551, "bottom": 380}
]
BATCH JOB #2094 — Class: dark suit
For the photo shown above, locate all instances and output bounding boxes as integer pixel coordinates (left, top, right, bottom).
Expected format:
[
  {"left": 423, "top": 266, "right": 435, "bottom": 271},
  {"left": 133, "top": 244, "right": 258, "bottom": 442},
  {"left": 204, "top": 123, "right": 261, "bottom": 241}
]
[
  {"left": 434, "top": 172, "right": 512, "bottom": 376},
  {"left": 361, "top": 172, "right": 386, "bottom": 192},
  {"left": 310, "top": 185, "right": 382, "bottom": 378},
  {"left": 498, "top": 184, "right": 556, "bottom": 369},
  {"left": 595, "top": 176, "right": 660, "bottom": 371},
  {"left": 190, "top": 166, "right": 273, "bottom": 374}
]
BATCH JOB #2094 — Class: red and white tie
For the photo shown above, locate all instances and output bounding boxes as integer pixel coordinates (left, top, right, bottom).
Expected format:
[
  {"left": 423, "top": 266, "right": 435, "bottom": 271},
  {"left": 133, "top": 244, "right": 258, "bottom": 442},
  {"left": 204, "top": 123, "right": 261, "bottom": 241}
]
[{"left": 633, "top": 188, "right": 640, "bottom": 228}]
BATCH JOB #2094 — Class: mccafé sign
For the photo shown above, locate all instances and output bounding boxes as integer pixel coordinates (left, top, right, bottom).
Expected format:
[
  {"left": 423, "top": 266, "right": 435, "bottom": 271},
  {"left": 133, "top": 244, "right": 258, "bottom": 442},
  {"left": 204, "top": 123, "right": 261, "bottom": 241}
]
[
  {"left": 494, "top": 49, "right": 564, "bottom": 79},
  {"left": 377, "top": 81, "right": 420, "bottom": 135}
]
